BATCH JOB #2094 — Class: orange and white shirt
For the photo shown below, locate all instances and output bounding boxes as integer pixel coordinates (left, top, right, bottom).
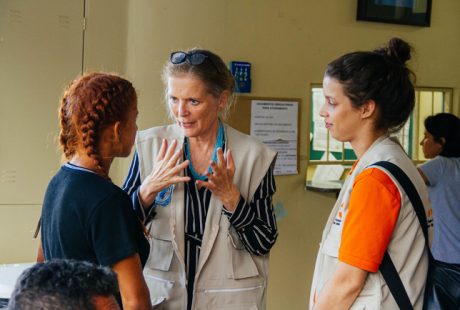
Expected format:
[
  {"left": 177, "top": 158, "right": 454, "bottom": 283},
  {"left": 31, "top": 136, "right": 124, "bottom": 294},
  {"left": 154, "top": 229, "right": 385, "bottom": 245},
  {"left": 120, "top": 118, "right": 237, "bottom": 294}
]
[
  {"left": 310, "top": 136, "right": 431, "bottom": 310},
  {"left": 339, "top": 165, "right": 401, "bottom": 273}
]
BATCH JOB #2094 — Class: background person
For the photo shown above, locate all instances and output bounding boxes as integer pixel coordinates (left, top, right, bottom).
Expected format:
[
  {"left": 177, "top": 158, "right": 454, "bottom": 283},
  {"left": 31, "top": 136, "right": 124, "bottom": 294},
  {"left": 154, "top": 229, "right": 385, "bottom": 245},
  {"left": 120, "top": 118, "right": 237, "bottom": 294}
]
[
  {"left": 418, "top": 112, "right": 460, "bottom": 264},
  {"left": 122, "top": 49, "right": 278, "bottom": 309},
  {"left": 310, "top": 38, "right": 430, "bottom": 309},
  {"left": 39, "top": 73, "right": 151, "bottom": 309},
  {"left": 9, "top": 259, "right": 120, "bottom": 310}
]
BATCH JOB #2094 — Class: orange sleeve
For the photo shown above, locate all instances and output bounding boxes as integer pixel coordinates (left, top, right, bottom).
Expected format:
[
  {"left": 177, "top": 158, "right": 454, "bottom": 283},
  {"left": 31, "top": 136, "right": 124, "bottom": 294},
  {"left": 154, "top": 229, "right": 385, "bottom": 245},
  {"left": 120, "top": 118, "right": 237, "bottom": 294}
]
[{"left": 338, "top": 168, "right": 401, "bottom": 272}]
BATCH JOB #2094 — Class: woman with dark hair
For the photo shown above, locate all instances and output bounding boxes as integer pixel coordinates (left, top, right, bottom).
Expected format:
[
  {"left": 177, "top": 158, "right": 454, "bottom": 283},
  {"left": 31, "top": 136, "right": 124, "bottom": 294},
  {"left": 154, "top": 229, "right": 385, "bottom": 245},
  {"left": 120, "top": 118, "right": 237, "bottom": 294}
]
[
  {"left": 40, "top": 72, "right": 152, "bottom": 309},
  {"left": 310, "top": 38, "right": 430, "bottom": 309},
  {"left": 122, "top": 49, "right": 278, "bottom": 309},
  {"left": 9, "top": 259, "right": 120, "bottom": 310},
  {"left": 419, "top": 113, "right": 460, "bottom": 264}
]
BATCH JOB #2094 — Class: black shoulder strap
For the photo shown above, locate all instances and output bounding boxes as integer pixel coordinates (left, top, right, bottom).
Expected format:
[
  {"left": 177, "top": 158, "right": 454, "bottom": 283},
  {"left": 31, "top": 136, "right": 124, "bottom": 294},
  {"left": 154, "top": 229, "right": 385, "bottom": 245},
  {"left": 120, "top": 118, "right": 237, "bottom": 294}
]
[
  {"left": 372, "top": 161, "right": 430, "bottom": 310},
  {"left": 379, "top": 251, "right": 413, "bottom": 310},
  {"left": 373, "top": 161, "right": 430, "bottom": 246}
]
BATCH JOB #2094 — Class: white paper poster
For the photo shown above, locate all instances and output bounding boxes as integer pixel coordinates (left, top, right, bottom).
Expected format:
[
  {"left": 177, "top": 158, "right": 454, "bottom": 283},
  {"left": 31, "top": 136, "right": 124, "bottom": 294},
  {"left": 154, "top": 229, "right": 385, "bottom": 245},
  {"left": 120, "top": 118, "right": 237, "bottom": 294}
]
[{"left": 250, "top": 100, "right": 298, "bottom": 175}]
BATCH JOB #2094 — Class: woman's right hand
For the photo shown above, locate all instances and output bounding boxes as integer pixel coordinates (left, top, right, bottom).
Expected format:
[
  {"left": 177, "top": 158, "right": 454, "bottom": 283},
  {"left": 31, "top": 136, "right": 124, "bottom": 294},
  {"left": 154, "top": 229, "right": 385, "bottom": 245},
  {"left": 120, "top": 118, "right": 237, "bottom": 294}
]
[{"left": 138, "top": 139, "right": 190, "bottom": 208}]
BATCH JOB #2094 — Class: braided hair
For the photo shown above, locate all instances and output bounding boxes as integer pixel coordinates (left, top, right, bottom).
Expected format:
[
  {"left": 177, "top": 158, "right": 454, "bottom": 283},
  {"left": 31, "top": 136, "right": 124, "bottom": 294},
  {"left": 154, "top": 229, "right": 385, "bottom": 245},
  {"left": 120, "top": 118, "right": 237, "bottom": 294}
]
[
  {"left": 59, "top": 72, "right": 137, "bottom": 178},
  {"left": 325, "top": 37, "right": 416, "bottom": 133}
]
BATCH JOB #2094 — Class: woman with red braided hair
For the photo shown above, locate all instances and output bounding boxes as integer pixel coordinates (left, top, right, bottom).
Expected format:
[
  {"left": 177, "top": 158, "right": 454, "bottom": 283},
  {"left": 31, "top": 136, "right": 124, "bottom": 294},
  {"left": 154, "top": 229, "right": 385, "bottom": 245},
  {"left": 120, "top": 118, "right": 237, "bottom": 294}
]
[{"left": 39, "top": 72, "right": 152, "bottom": 309}]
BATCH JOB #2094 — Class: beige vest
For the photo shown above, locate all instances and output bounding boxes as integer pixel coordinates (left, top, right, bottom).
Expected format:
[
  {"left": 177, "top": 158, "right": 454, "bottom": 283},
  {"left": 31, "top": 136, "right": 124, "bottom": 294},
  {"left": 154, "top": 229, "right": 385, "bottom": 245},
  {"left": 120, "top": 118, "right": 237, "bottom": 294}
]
[
  {"left": 136, "top": 123, "right": 276, "bottom": 310},
  {"left": 310, "top": 136, "right": 431, "bottom": 310}
]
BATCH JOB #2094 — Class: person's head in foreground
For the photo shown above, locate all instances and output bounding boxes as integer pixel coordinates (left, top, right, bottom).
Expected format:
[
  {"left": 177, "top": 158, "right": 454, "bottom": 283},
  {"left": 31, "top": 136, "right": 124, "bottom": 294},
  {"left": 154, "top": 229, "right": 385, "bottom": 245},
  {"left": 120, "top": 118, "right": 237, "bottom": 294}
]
[{"left": 9, "top": 259, "right": 120, "bottom": 310}]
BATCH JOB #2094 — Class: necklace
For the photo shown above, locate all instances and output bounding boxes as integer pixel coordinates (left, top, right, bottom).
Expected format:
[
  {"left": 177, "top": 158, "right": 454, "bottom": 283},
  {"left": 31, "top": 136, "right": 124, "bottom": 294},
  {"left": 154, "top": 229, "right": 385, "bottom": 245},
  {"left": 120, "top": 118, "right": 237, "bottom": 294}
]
[{"left": 184, "top": 121, "right": 224, "bottom": 180}]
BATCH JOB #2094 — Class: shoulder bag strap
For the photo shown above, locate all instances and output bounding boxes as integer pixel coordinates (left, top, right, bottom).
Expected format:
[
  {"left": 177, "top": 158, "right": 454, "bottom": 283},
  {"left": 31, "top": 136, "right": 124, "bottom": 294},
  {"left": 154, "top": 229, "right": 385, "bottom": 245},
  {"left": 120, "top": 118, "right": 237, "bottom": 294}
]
[
  {"left": 373, "top": 161, "right": 430, "bottom": 247},
  {"left": 372, "top": 161, "right": 430, "bottom": 310}
]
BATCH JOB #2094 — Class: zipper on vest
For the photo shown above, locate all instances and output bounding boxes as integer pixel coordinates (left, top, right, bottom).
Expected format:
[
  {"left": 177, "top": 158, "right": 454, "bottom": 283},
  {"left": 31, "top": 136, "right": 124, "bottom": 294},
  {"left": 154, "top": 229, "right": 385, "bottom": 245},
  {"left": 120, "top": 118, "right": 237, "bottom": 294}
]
[
  {"left": 145, "top": 274, "right": 175, "bottom": 285},
  {"left": 203, "top": 284, "right": 264, "bottom": 294}
]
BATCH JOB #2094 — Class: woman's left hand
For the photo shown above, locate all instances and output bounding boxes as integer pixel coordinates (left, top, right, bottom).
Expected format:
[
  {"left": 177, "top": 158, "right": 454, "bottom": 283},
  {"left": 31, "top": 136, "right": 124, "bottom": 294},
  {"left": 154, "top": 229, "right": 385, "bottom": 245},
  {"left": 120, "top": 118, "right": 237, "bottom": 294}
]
[{"left": 196, "top": 148, "right": 241, "bottom": 212}]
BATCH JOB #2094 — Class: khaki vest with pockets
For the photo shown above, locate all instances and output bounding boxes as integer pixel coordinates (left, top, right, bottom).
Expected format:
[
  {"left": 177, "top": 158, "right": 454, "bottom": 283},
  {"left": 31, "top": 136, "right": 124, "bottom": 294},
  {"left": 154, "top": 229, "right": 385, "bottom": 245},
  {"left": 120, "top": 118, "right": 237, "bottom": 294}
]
[
  {"left": 136, "top": 123, "right": 277, "bottom": 310},
  {"left": 310, "top": 136, "right": 431, "bottom": 310}
]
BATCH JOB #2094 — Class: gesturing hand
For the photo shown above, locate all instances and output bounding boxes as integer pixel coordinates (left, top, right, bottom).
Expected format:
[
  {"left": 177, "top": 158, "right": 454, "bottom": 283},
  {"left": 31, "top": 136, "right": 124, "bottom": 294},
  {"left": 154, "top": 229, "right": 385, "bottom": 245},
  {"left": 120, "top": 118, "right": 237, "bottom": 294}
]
[
  {"left": 138, "top": 139, "right": 190, "bottom": 208},
  {"left": 196, "top": 148, "right": 241, "bottom": 212}
]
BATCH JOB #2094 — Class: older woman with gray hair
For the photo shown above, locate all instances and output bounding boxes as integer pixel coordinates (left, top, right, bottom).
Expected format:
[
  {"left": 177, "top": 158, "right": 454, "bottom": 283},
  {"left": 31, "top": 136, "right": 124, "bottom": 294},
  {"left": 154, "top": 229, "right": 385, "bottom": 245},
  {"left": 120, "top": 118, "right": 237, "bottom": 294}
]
[{"left": 123, "top": 49, "right": 278, "bottom": 309}]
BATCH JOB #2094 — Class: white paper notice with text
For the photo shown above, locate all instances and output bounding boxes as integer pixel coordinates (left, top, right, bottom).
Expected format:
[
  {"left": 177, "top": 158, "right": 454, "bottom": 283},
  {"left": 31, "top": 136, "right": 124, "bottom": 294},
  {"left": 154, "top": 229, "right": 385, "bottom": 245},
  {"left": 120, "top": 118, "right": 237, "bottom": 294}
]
[{"left": 250, "top": 100, "right": 298, "bottom": 175}]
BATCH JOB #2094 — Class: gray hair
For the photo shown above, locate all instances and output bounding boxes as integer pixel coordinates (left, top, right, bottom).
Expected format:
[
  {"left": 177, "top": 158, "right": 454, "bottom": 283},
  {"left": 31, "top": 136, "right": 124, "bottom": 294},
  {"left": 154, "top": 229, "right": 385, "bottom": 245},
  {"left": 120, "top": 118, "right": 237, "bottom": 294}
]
[{"left": 162, "top": 48, "right": 236, "bottom": 120}]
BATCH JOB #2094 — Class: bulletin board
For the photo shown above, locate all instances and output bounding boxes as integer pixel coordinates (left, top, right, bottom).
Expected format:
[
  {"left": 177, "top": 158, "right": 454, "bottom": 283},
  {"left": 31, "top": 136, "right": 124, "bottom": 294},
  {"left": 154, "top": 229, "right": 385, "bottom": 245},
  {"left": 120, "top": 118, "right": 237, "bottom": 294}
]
[
  {"left": 227, "top": 96, "right": 301, "bottom": 134},
  {"left": 225, "top": 96, "right": 253, "bottom": 135},
  {"left": 226, "top": 96, "right": 301, "bottom": 175}
]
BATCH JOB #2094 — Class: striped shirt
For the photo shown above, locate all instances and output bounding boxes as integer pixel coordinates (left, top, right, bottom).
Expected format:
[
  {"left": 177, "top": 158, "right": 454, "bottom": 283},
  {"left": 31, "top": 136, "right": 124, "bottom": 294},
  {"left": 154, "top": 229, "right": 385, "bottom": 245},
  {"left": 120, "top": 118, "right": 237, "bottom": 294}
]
[{"left": 122, "top": 149, "right": 278, "bottom": 308}]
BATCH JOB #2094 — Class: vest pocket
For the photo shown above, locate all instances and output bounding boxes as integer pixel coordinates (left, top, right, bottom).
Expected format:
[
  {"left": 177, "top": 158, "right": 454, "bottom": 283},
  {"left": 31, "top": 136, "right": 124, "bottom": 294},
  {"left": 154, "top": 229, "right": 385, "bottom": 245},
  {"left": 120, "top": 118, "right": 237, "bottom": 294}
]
[
  {"left": 228, "top": 230, "right": 259, "bottom": 279},
  {"left": 350, "top": 291, "right": 380, "bottom": 309},
  {"left": 207, "top": 302, "right": 258, "bottom": 310},
  {"left": 143, "top": 273, "right": 173, "bottom": 309},
  {"left": 349, "top": 274, "right": 381, "bottom": 309},
  {"left": 146, "top": 237, "right": 174, "bottom": 271},
  {"left": 200, "top": 286, "right": 262, "bottom": 309},
  {"left": 321, "top": 225, "right": 341, "bottom": 258}
]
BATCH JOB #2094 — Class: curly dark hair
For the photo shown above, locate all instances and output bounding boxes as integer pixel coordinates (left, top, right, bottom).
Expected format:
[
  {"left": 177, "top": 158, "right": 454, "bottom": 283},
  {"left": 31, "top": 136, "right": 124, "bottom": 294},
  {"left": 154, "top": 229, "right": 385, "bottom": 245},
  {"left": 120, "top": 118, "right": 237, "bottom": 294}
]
[
  {"left": 59, "top": 72, "right": 137, "bottom": 178},
  {"left": 325, "top": 37, "right": 416, "bottom": 133},
  {"left": 8, "top": 259, "right": 119, "bottom": 310}
]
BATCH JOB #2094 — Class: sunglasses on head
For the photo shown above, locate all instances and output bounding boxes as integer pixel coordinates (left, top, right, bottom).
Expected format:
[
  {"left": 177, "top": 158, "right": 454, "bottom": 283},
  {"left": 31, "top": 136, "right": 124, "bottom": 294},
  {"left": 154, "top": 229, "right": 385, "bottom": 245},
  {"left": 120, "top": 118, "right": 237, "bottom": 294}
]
[{"left": 170, "top": 51, "right": 210, "bottom": 65}]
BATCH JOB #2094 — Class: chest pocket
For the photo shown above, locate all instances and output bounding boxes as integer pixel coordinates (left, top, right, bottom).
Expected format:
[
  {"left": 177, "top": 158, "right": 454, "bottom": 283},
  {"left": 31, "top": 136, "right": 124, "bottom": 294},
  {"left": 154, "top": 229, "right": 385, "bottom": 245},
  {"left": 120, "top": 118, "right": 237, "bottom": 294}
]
[
  {"left": 146, "top": 237, "right": 174, "bottom": 271},
  {"left": 321, "top": 203, "right": 348, "bottom": 258},
  {"left": 228, "top": 226, "right": 259, "bottom": 279},
  {"left": 146, "top": 217, "right": 174, "bottom": 271},
  {"left": 321, "top": 229, "right": 341, "bottom": 258}
]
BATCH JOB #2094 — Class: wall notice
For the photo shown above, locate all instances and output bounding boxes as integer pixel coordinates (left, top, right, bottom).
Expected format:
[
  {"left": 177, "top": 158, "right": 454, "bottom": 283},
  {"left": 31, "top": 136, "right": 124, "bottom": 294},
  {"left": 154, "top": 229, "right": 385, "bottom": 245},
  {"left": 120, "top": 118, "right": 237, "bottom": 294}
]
[{"left": 250, "top": 100, "right": 298, "bottom": 175}]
